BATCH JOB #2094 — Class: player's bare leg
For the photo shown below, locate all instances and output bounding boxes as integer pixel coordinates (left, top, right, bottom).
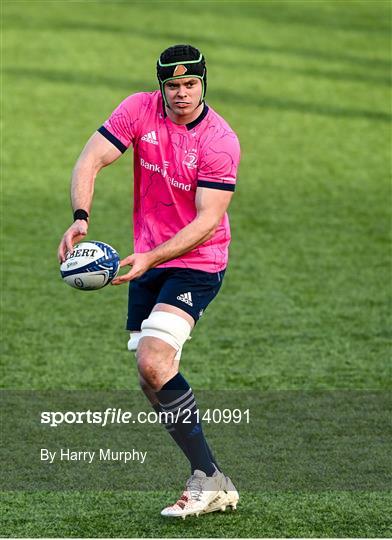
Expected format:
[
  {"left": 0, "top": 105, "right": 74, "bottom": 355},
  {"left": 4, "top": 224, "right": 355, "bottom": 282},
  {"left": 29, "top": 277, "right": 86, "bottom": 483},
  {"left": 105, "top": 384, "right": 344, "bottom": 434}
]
[{"left": 137, "top": 336, "right": 178, "bottom": 393}]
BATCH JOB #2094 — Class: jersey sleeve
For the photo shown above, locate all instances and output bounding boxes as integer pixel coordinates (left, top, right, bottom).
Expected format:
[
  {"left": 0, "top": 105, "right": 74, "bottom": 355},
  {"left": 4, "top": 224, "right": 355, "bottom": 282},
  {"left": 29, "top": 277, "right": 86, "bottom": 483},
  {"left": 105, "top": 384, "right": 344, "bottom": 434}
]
[
  {"left": 97, "top": 93, "right": 148, "bottom": 153},
  {"left": 197, "top": 130, "right": 240, "bottom": 192}
]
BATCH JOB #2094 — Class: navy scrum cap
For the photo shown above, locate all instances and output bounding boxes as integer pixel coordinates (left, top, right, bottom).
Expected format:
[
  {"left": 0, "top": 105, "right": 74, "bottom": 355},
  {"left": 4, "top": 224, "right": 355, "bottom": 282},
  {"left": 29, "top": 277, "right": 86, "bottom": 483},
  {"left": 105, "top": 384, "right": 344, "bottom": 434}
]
[{"left": 157, "top": 44, "right": 207, "bottom": 105}]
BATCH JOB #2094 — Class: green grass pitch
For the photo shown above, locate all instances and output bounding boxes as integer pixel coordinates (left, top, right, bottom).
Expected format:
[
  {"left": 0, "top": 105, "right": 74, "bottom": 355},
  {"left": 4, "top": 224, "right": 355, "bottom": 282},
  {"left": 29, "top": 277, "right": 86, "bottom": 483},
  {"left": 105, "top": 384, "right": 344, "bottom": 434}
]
[{"left": 1, "top": 0, "right": 391, "bottom": 537}]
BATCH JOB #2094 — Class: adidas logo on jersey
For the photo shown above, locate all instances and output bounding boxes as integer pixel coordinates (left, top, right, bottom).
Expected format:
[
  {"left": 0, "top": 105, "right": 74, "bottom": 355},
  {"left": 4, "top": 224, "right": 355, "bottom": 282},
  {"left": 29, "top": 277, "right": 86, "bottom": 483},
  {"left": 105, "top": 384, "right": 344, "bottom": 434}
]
[
  {"left": 141, "top": 131, "right": 158, "bottom": 145},
  {"left": 177, "top": 292, "right": 193, "bottom": 307}
]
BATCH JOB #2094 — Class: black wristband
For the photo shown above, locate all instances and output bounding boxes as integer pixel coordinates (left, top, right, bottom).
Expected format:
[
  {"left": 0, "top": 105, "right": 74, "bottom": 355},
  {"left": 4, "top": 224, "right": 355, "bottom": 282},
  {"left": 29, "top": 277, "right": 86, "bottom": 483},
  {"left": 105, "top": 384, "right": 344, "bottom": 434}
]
[{"left": 73, "top": 209, "right": 89, "bottom": 222}]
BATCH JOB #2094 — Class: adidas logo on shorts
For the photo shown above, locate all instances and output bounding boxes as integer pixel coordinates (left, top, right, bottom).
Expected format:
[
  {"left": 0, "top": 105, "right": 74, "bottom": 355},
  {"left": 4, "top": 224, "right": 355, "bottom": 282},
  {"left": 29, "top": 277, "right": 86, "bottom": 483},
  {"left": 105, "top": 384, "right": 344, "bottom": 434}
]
[
  {"left": 141, "top": 131, "right": 158, "bottom": 145},
  {"left": 177, "top": 292, "right": 193, "bottom": 307}
]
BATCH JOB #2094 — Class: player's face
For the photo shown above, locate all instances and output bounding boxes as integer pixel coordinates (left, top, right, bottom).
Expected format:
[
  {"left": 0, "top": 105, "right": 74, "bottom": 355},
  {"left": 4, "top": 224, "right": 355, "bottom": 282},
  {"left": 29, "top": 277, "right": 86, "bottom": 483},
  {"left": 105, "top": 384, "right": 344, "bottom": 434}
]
[{"left": 164, "top": 78, "right": 203, "bottom": 123}]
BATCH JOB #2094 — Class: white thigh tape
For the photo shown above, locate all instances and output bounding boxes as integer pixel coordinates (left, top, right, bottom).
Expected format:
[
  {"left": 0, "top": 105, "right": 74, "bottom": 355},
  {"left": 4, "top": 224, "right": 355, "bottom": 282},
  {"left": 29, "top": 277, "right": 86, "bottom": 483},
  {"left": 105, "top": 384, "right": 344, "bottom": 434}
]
[
  {"left": 140, "top": 311, "right": 191, "bottom": 359},
  {"left": 128, "top": 332, "right": 141, "bottom": 352}
]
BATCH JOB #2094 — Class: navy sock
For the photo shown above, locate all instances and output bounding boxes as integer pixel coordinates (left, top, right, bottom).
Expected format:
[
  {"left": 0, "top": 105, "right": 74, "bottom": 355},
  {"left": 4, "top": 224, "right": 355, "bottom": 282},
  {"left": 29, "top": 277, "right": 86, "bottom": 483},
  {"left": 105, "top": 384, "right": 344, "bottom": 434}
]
[
  {"left": 153, "top": 402, "right": 189, "bottom": 460},
  {"left": 153, "top": 403, "right": 220, "bottom": 472},
  {"left": 156, "top": 373, "right": 216, "bottom": 476}
]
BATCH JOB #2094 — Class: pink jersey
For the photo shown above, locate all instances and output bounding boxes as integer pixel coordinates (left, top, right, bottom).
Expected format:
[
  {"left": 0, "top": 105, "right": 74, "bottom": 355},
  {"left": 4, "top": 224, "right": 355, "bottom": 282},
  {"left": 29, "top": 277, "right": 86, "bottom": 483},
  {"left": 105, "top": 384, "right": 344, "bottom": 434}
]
[{"left": 99, "top": 91, "right": 240, "bottom": 272}]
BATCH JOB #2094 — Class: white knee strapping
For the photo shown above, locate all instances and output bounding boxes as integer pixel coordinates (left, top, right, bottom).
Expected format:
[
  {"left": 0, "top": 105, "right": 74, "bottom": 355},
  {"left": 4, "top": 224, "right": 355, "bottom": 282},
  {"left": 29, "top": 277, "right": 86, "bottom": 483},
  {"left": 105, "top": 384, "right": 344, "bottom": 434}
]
[
  {"left": 140, "top": 311, "right": 191, "bottom": 360},
  {"left": 128, "top": 332, "right": 141, "bottom": 352}
]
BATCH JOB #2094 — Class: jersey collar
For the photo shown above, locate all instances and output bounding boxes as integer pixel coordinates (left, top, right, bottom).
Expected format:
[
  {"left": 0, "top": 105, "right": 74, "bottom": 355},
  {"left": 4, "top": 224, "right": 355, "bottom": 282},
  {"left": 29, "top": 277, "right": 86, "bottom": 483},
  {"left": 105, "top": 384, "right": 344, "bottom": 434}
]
[
  {"left": 163, "top": 102, "right": 209, "bottom": 130},
  {"left": 186, "top": 104, "right": 209, "bottom": 130}
]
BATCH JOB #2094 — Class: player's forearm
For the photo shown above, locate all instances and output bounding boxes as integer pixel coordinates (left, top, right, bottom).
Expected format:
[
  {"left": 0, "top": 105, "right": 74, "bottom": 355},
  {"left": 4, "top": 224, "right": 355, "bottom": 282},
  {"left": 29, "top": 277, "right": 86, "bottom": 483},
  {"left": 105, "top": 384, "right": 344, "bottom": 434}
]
[
  {"left": 70, "top": 132, "right": 121, "bottom": 215},
  {"left": 70, "top": 157, "right": 99, "bottom": 214},
  {"left": 148, "top": 216, "right": 218, "bottom": 267}
]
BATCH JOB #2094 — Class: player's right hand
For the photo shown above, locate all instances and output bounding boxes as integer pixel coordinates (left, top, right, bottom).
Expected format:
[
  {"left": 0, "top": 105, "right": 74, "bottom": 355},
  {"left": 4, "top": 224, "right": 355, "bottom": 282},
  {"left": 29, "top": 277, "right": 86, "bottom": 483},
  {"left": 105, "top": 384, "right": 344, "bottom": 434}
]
[{"left": 57, "top": 220, "right": 88, "bottom": 263}]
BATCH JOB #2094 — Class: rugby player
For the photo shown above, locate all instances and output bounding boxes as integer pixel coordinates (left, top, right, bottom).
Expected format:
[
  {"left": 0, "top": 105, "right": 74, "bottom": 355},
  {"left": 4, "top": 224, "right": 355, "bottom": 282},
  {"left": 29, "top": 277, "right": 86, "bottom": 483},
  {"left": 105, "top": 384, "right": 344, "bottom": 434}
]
[{"left": 58, "top": 44, "right": 241, "bottom": 518}]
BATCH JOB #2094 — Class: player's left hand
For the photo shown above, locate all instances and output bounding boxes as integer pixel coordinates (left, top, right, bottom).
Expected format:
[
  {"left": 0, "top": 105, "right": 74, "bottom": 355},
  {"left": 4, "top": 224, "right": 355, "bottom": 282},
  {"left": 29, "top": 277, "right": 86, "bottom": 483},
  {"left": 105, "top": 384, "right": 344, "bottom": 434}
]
[{"left": 111, "top": 252, "right": 153, "bottom": 285}]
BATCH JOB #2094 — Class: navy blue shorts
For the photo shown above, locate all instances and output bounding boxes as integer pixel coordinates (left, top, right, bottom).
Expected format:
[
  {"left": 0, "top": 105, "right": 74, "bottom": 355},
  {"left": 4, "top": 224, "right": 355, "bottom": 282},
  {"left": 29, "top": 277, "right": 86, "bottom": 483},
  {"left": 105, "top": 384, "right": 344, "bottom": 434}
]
[{"left": 126, "top": 267, "right": 225, "bottom": 330}]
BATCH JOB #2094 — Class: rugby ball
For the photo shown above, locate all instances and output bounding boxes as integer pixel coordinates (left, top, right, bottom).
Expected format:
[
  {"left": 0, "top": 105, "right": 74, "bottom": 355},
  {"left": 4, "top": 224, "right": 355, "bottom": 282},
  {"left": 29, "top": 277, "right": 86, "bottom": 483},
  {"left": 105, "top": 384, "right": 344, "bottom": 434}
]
[{"left": 60, "top": 241, "right": 120, "bottom": 290}]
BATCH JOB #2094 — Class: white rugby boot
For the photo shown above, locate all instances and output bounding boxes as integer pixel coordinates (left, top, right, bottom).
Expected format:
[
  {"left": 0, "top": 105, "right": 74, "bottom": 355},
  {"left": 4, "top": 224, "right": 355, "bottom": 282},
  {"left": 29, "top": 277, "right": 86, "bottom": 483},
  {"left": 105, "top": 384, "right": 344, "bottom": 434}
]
[
  {"left": 127, "top": 331, "right": 141, "bottom": 351},
  {"left": 161, "top": 469, "right": 223, "bottom": 518},
  {"left": 202, "top": 475, "right": 239, "bottom": 514}
]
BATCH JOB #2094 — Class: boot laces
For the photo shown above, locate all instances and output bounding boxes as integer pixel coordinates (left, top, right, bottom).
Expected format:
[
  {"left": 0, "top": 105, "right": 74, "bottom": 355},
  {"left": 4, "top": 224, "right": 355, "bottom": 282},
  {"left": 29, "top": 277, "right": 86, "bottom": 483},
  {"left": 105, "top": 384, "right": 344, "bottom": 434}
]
[{"left": 186, "top": 475, "right": 204, "bottom": 502}]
